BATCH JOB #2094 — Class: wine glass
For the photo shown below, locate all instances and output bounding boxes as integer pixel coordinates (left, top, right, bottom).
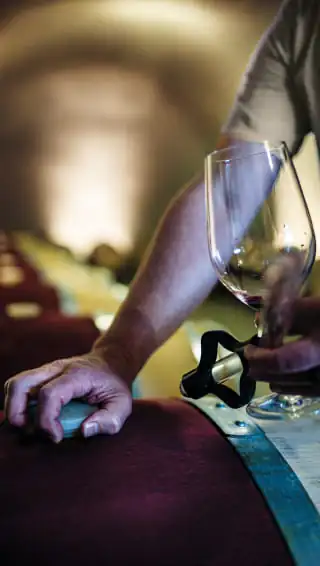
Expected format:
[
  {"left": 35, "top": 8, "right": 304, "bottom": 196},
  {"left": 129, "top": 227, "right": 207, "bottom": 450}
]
[{"left": 205, "top": 140, "right": 319, "bottom": 420}]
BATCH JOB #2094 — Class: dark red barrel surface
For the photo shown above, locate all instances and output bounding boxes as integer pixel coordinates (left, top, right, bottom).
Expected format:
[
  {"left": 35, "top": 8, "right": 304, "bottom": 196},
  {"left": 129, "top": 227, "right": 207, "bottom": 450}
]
[{"left": 0, "top": 399, "right": 293, "bottom": 566}]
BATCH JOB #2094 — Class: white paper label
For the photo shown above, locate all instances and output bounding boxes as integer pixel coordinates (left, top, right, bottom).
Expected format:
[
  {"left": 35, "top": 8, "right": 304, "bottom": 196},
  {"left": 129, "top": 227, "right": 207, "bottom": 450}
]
[{"left": 259, "top": 418, "right": 320, "bottom": 513}]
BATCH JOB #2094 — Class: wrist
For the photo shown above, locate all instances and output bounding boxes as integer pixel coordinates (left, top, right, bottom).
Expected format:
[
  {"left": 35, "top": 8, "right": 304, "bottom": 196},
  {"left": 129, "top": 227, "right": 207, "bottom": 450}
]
[
  {"left": 92, "top": 343, "right": 138, "bottom": 386},
  {"left": 92, "top": 307, "right": 158, "bottom": 384}
]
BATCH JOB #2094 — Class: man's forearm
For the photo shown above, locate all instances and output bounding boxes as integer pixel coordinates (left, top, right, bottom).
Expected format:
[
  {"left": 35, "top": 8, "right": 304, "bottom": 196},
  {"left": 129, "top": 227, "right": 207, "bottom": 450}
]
[
  {"left": 94, "top": 136, "right": 274, "bottom": 381},
  {"left": 94, "top": 171, "right": 217, "bottom": 378}
]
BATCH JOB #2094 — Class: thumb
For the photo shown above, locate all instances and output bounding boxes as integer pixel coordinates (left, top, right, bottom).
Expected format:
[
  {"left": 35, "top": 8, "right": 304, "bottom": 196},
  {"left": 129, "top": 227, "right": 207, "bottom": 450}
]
[{"left": 81, "top": 394, "right": 132, "bottom": 438}]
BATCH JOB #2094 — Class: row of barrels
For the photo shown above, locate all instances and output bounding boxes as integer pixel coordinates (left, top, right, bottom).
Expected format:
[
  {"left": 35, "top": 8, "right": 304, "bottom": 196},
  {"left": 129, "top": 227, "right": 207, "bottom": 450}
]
[{"left": 0, "top": 232, "right": 100, "bottom": 407}]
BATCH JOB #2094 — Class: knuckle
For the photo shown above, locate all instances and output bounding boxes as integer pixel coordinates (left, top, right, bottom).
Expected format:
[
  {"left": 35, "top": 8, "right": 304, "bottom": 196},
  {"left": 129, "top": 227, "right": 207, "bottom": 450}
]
[
  {"left": 50, "top": 359, "right": 65, "bottom": 371},
  {"left": 4, "top": 377, "right": 12, "bottom": 394},
  {"left": 5, "top": 376, "right": 21, "bottom": 396},
  {"left": 38, "top": 385, "right": 54, "bottom": 404}
]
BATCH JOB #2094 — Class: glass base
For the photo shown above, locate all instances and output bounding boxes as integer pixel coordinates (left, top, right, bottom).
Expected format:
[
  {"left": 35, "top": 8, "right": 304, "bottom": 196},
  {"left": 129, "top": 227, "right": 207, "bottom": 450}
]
[{"left": 246, "top": 393, "right": 320, "bottom": 421}]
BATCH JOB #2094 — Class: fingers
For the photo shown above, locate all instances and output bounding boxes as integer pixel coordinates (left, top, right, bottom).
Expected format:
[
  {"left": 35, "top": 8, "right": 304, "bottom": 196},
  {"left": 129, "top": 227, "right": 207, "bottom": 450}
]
[
  {"left": 81, "top": 393, "right": 132, "bottom": 438},
  {"left": 37, "top": 366, "right": 95, "bottom": 443},
  {"left": 4, "top": 359, "right": 66, "bottom": 427},
  {"left": 4, "top": 355, "right": 133, "bottom": 443},
  {"left": 28, "top": 363, "right": 132, "bottom": 442},
  {"left": 245, "top": 338, "right": 320, "bottom": 378},
  {"left": 290, "top": 297, "right": 320, "bottom": 335}
]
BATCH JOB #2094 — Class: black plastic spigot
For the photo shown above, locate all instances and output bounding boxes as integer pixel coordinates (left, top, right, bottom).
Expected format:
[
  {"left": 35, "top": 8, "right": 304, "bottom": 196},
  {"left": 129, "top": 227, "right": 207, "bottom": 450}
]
[{"left": 180, "top": 330, "right": 259, "bottom": 409}]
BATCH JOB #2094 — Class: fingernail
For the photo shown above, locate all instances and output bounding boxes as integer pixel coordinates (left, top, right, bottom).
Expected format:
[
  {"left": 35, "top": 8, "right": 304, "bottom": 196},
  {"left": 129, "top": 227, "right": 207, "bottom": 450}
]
[
  {"left": 84, "top": 421, "right": 99, "bottom": 438},
  {"left": 110, "top": 416, "right": 121, "bottom": 434}
]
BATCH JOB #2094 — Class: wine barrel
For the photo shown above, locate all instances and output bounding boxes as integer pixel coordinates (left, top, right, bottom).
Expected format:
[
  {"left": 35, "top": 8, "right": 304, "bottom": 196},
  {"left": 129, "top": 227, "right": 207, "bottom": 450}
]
[
  {"left": 0, "top": 253, "right": 40, "bottom": 282},
  {"left": 0, "top": 399, "right": 294, "bottom": 566},
  {"left": 0, "top": 282, "right": 60, "bottom": 314}
]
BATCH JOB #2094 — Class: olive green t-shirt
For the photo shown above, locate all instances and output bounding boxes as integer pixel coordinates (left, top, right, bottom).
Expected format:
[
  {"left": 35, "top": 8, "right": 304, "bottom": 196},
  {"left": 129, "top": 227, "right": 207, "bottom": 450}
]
[{"left": 223, "top": 0, "right": 320, "bottom": 156}]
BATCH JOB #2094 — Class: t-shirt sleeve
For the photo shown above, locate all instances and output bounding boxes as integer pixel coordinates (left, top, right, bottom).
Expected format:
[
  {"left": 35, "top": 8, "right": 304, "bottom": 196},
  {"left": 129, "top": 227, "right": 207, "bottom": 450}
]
[{"left": 223, "top": 0, "right": 311, "bottom": 155}]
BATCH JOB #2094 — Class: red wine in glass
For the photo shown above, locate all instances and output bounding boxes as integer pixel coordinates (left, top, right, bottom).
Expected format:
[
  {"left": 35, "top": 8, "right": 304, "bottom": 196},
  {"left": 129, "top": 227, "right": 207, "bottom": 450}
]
[{"left": 205, "top": 141, "right": 319, "bottom": 420}]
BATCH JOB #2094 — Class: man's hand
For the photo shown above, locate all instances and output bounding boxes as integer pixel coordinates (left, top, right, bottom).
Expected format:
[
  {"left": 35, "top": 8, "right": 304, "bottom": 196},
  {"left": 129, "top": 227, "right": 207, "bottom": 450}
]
[
  {"left": 4, "top": 351, "right": 133, "bottom": 443},
  {"left": 245, "top": 297, "right": 320, "bottom": 396}
]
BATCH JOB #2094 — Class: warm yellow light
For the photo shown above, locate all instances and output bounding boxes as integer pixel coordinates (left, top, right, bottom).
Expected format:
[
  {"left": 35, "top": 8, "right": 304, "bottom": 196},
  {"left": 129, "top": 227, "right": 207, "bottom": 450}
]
[
  {"left": 5, "top": 0, "right": 317, "bottom": 267},
  {"left": 36, "top": 68, "right": 158, "bottom": 257},
  {"left": 109, "top": 0, "right": 215, "bottom": 35},
  {"left": 0, "top": 0, "right": 220, "bottom": 72},
  {"left": 40, "top": 131, "right": 145, "bottom": 256},
  {"left": 94, "top": 313, "right": 114, "bottom": 333}
]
